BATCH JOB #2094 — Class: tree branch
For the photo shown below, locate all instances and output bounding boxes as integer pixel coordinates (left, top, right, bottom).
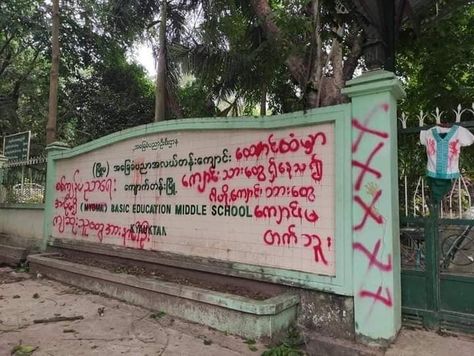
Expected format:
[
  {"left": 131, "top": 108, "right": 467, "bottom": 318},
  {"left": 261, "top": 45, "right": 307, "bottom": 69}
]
[
  {"left": 0, "top": 51, "right": 12, "bottom": 77},
  {"left": 146, "top": 19, "right": 160, "bottom": 30},
  {"left": 0, "top": 32, "right": 16, "bottom": 58},
  {"left": 249, "top": 0, "right": 307, "bottom": 87},
  {"left": 342, "top": 24, "right": 364, "bottom": 82}
]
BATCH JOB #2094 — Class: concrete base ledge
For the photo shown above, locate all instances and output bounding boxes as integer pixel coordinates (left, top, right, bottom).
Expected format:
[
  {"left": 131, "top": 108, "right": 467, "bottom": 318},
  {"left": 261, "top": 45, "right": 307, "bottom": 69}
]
[
  {"left": 0, "top": 244, "right": 28, "bottom": 266},
  {"left": 28, "top": 254, "right": 299, "bottom": 339},
  {"left": 306, "top": 334, "right": 385, "bottom": 356},
  {"left": 0, "top": 233, "right": 41, "bottom": 250}
]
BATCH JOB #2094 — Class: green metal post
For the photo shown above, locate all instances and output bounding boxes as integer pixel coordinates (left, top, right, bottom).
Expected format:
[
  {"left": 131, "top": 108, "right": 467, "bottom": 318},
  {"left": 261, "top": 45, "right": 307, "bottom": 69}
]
[
  {"left": 424, "top": 201, "right": 440, "bottom": 328},
  {"left": 41, "top": 141, "right": 70, "bottom": 251},
  {"left": 0, "top": 154, "right": 7, "bottom": 202},
  {"left": 0, "top": 153, "right": 7, "bottom": 178}
]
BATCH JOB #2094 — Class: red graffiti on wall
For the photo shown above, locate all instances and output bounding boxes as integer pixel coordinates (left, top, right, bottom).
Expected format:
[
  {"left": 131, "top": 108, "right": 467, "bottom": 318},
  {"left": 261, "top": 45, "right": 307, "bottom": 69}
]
[
  {"left": 178, "top": 129, "right": 332, "bottom": 265},
  {"left": 352, "top": 103, "right": 394, "bottom": 313},
  {"left": 235, "top": 131, "right": 327, "bottom": 161},
  {"left": 55, "top": 169, "right": 116, "bottom": 202},
  {"left": 254, "top": 200, "right": 319, "bottom": 225},
  {"left": 52, "top": 214, "right": 150, "bottom": 249},
  {"left": 209, "top": 184, "right": 263, "bottom": 205},
  {"left": 309, "top": 154, "right": 323, "bottom": 182},
  {"left": 181, "top": 166, "right": 219, "bottom": 193},
  {"left": 263, "top": 225, "right": 330, "bottom": 266},
  {"left": 185, "top": 155, "right": 323, "bottom": 192},
  {"left": 52, "top": 168, "right": 155, "bottom": 249},
  {"left": 353, "top": 190, "right": 384, "bottom": 231},
  {"left": 351, "top": 103, "right": 389, "bottom": 153},
  {"left": 353, "top": 240, "right": 392, "bottom": 272},
  {"left": 303, "top": 233, "right": 328, "bottom": 265},
  {"left": 54, "top": 196, "right": 78, "bottom": 217},
  {"left": 263, "top": 224, "right": 298, "bottom": 246},
  {"left": 353, "top": 142, "right": 384, "bottom": 191},
  {"left": 359, "top": 287, "right": 393, "bottom": 307}
]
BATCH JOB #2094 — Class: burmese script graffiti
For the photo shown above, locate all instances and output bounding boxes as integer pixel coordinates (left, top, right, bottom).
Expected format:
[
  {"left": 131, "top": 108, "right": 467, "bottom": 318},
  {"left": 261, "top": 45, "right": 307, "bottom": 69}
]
[{"left": 52, "top": 125, "right": 336, "bottom": 275}]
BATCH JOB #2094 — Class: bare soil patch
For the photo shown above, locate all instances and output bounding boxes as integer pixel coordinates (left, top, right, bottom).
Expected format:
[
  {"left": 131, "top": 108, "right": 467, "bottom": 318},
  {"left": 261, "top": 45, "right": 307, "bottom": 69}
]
[{"left": 50, "top": 252, "right": 277, "bottom": 300}]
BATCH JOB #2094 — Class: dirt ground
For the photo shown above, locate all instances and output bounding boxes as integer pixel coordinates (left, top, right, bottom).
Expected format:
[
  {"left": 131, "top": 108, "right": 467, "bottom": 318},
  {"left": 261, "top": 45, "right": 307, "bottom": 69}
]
[
  {"left": 0, "top": 267, "right": 266, "bottom": 356},
  {"left": 2, "top": 266, "right": 474, "bottom": 356},
  {"left": 50, "top": 252, "right": 274, "bottom": 300}
]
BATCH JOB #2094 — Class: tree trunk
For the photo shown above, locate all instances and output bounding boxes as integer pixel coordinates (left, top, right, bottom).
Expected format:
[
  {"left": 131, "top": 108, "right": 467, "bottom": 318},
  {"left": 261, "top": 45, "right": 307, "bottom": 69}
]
[
  {"left": 46, "top": 0, "right": 60, "bottom": 145},
  {"left": 154, "top": 0, "right": 167, "bottom": 122},
  {"left": 260, "top": 85, "right": 266, "bottom": 116},
  {"left": 250, "top": 0, "right": 306, "bottom": 88},
  {"left": 249, "top": 0, "right": 364, "bottom": 109},
  {"left": 305, "top": 0, "right": 322, "bottom": 108}
]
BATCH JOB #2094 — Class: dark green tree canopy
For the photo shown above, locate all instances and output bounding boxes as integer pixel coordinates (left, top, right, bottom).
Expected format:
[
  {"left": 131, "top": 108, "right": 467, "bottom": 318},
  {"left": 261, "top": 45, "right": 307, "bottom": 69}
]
[{"left": 1, "top": 0, "right": 472, "bottom": 151}]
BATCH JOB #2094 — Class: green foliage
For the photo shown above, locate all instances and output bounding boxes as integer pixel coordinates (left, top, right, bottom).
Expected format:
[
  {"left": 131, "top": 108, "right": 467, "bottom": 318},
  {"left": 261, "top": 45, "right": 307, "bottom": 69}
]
[
  {"left": 66, "top": 54, "right": 154, "bottom": 145},
  {"left": 178, "top": 80, "right": 216, "bottom": 118},
  {"left": 16, "top": 261, "right": 30, "bottom": 273},
  {"left": 0, "top": 1, "right": 50, "bottom": 152},
  {"left": 0, "top": 0, "right": 156, "bottom": 149},
  {"left": 396, "top": 5, "right": 474, "bottom": 213},
  {"left": 262, "top": 325, "right": 305, "bottom": 356},
  {"left": 172, "top": 0, "right": 297, "bottom": 114},
  {"left": 2, "top": 0, "right": 473, "bottom": 151},
  {"left": 262, "top": 345, "right": 304, "bottom": 356},
  {"left": 244, "top": 338, "right": 258, "bottom": 352},
  {"left": 397, "top": 4, "right": 474, "bottom": 114},
  {"left": 150, "top": 311, "right": 166, "bottom": 319},
  {"left": 10, "top": 343, "right": 38, "bottom": 356}
]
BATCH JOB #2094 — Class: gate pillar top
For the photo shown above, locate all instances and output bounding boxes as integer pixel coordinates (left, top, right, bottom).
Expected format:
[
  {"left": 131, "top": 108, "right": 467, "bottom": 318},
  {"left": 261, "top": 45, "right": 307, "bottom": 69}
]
[
  {"left": 45, "top": 141, "right": 70, "bottom": 153},
  {"left": 342, "top": 70, "right": 405, "bottom": 344},
  {"left": 343, "top": 70, "right": 405, "bottom": 99}
]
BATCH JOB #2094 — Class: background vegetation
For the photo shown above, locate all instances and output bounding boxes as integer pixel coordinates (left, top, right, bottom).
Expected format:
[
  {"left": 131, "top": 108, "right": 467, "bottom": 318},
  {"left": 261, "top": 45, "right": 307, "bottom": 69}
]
[{"left": 0, "top": 0, "right": 473, "bottom": 153}]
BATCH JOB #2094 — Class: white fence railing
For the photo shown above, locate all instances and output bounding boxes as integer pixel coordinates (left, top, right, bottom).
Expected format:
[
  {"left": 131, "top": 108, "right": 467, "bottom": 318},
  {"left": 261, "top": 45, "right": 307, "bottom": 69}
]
[
  {"left": 401, "top": 175, "right": 472, "bottom": 219},
  {"left": 0, "top": 155, "right": 46, "bottom": 204},
  {"left": 398, "top": 103, "right": 474, "bottom": 128},
  {"left": 398, "top": 103, "right": 474, "bottom": 219}
]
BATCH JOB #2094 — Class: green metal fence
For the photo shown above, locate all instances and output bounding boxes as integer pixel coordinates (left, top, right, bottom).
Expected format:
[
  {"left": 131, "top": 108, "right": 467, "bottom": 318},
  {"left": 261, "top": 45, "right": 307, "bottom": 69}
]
[{"left": 398, "top": 106, "right": 474, "bottom": 333}]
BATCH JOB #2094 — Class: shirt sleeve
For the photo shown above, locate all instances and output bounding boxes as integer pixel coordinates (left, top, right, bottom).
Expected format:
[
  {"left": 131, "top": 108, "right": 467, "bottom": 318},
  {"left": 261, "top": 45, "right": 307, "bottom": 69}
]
[
  {"left": 458, "top": 126, "right": 474, "bottom": 147},
  {"left": 420, "top": 130, "right": 427, "bottom": 146}
]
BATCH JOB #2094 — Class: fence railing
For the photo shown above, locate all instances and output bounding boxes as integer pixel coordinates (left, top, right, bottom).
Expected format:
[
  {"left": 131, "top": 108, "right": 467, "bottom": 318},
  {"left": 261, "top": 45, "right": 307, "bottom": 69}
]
[
  {"left": 0, "top": 156, "right": 47, "bottom": 204},
  {"left": 398, "top": 103, "right": 474, "bottom": 219},
  {"left": 401, "top": 175, "right": 473, "bottom": 219}
]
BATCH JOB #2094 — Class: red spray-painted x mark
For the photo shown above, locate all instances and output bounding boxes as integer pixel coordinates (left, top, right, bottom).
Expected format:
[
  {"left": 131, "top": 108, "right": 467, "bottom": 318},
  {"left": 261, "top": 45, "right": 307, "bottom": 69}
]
[
  {"left": 352, "top": 119, "right": 389, "bottom": 153},
  {"left": 359, "top": 286, "right": 393, "bottom": 307},
  {"left": 353, "top": 190, "right": 383, "bottom": 231},
  {"left": 352, "top": 142, "right": 385, "bottom": 191},
  {"left": 353, "top": 239, "right": 392, "bottom": 272}
]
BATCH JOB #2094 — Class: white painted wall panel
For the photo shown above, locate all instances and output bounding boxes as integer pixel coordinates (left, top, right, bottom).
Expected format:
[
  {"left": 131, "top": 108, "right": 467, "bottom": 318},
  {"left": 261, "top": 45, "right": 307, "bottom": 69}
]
[{"left": 52, "top": 124, "right": 336, "bottom": 275}]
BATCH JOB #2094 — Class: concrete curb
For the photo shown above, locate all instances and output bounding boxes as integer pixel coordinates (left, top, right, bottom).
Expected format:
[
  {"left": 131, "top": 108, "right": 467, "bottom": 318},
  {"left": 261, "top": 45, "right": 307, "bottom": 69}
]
[
  {"left": 0, "top": 244, "right": 28, "bottom": 266},
  {"left": 28, "top": 254, "right": 300, "bottom": 339},
  {"left": 305, "top": 334, "right": 385, "bottom": 356}
]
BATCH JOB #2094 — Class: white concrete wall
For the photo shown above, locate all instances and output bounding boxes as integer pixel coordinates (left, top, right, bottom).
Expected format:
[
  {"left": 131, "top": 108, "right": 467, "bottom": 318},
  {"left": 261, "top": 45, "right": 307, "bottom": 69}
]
[
  {"left": 51, "top": 125, "right": 336, "bottom": 275},
  {"left": 0, "top": 205, "right": 44, "bottom": 246}
]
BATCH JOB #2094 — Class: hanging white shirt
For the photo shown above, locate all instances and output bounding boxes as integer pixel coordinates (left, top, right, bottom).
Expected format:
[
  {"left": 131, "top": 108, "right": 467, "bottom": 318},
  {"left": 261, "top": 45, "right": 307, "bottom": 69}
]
[{"left": 420, "top": 125, "right": 474, "bottom": 179}]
